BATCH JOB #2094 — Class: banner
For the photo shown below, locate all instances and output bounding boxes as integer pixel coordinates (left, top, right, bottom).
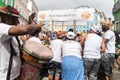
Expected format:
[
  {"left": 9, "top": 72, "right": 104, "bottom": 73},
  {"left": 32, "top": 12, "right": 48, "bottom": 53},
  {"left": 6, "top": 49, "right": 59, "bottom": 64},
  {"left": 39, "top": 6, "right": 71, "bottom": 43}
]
[{"left": 37, "top": 8, "right": 96, "bottom": 21}]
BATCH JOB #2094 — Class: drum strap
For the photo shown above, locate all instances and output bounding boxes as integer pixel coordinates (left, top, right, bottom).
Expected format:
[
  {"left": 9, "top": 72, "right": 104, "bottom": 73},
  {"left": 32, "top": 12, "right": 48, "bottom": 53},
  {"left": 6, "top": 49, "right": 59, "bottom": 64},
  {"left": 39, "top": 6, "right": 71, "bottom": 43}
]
[
  {"left": 6, "top": 38, "right": 16, "bottom": 80},
  {"left": 6, "top": 37, "right": 23, "bottom": 80},
  {"left": 15, "top": 36, "right": 23, "bottom": 61}
]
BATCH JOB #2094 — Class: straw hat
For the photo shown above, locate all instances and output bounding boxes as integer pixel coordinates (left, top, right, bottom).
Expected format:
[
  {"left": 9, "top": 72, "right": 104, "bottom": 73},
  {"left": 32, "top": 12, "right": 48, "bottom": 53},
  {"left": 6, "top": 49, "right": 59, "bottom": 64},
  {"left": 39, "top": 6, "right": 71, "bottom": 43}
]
[
  {"left": 99, "top": 21, "right": 111, "bottom": 27},
  {"left": 57, "top": 31, "right": 66, "bottom": 38}
]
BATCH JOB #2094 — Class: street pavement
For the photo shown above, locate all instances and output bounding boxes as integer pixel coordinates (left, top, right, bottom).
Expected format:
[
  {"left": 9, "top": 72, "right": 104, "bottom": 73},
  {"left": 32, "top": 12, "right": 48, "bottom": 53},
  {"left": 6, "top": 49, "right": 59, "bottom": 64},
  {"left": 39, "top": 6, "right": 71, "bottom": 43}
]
[
  {"left": 113, "top": 60, "right": 120, "bottom": 80},
  {"left": 41, "top": 62, "right": 120, "bottom": 80},
  {"left": 113, "top": 69, "right": 120, "bottom": 80},
  {"left": 41, "top": 71, "right": 120, "bottom": 80},
  {"left": 113, "top": 70, "right": 120, "bottom": 80}
]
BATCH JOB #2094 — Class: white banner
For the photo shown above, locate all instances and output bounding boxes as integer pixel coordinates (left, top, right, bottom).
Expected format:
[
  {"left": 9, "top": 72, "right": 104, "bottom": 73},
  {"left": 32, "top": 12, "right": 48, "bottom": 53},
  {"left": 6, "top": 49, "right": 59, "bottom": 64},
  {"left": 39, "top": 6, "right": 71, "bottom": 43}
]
[{"left": 37, "top": 8, "right": 96, "bottom": 21}]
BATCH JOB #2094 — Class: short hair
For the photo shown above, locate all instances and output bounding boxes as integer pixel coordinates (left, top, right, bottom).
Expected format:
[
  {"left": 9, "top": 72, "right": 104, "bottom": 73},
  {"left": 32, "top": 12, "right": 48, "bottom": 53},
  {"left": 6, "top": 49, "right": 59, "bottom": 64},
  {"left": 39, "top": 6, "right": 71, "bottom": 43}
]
[
  {"left": 30, "top": 29, "right": 41, "bottom": 36},
  {"left": 100, "top": 21, "right": 110, "bottom": 27},
  {"left": 68, "top": 28, "right": 73, "bottom": 32}
]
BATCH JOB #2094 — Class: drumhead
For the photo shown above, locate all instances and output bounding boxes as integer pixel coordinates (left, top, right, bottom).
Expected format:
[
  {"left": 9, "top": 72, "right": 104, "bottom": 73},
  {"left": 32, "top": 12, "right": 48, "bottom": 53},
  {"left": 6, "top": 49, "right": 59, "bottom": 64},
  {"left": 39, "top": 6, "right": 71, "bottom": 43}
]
[{"left": 22, "top": 40, "right": 53, "bottom": 61}]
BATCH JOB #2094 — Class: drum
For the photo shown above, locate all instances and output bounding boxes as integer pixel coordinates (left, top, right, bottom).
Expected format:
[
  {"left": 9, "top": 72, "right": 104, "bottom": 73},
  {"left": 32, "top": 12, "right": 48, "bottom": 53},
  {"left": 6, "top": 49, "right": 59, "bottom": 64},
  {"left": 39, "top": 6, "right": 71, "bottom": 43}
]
[
  {"left": 22, "top": 40, "right": 53, "bottom": 68},
  {"left": 19, "top": 40, "right": 53, "bottom": 80},
  {"left": 19, "top": 62, "right": 41, "bottom": 80}
]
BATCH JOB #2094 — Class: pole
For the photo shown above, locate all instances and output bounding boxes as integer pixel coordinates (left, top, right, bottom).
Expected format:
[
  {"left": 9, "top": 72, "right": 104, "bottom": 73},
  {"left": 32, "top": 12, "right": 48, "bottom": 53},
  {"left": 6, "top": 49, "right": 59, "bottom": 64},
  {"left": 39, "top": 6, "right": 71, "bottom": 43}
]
[
  {"left": 62, "top": 21, "right": 64, "bottom": 31},
  {"left": 73, "top": 20, "right": 76, "bottom": 32},
  {"left": 51, "top": 20, "right": 54, "bottom": 32}
]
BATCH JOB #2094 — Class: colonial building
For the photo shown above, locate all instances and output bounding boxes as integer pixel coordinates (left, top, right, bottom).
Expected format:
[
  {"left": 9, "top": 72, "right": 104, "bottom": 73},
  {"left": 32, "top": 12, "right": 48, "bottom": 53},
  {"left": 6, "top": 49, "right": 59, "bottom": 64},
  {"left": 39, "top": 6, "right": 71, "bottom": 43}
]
[
  {"left": 14, "top": 0, "right": 30, "bottom": 21},
  {"left": 0, "top": 0, "right": 38, "bottom": 22},
  {"left": 0, "top": 0, "right": 19, "bottom": 25},
  {"left": 112, "top": 0, "right": 120, "bottom": 31},
  {"left": 27, "top": 0, "right": 38, "bottom": 21},
  {"left": 27, "top": 0, "right": 38, "bottom": 15}
]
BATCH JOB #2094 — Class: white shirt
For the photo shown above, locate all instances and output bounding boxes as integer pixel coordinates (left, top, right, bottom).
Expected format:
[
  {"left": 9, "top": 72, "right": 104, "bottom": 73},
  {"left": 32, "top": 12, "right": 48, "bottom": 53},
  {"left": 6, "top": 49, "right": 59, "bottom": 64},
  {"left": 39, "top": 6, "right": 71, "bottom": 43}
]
[
  {"left": 50, "top": 39, "right": 63, "bottom": 62},
  {"left": 103, "top": 30, "right": 115, "bottom": 53},
  {"left": 0, "top": 23, "right": 21, "bottom": 80},
  {"left": 83, "top": 33, "right": 102, "bottom": 59},
  {"left": 62, "top": 40, "right": 82, "bottom": 59},
  {"left": 28, "top": 37, "right": 41, "bottom": 44}
]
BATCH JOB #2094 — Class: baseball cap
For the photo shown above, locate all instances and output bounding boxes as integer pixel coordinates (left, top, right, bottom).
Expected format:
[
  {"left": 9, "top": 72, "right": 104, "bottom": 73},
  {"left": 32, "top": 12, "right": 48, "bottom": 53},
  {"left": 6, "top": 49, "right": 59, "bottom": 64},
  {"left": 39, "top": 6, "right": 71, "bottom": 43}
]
[
  {"left": 66, "top": 32, "right": 76, "bottom": 39},
  {"left": 90, "top": 26, "right": 97, "bottom": 32}
]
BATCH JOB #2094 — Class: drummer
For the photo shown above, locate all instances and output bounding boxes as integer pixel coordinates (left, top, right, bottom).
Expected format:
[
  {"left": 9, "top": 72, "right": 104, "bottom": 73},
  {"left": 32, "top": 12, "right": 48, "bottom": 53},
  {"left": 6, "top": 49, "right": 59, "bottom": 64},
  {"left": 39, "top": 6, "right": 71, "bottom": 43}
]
[
  {"left": 0, "top": 15, "right": 44, "bottom": 80},
  {"left": 48, "top": 31, "right": 66, "bottom": 80}
]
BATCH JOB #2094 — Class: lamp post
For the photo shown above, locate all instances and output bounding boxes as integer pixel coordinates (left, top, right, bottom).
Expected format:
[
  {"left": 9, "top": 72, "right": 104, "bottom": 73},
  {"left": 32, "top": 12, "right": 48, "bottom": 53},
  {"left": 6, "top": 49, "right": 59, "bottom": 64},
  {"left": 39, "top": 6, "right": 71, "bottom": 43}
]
[{"left": 73, "top": 20, "right": 76, "bottom": 32}]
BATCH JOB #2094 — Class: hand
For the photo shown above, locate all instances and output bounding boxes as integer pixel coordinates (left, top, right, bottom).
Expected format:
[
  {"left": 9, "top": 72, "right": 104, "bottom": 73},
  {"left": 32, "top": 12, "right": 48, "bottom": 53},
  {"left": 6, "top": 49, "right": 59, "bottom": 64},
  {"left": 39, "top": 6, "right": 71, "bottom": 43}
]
[
  {"left": 18, "top": 18, "right": 27, "bottom": 25},
  {"left": 28, "top": 13, "right": 37, "bottom": 24}
]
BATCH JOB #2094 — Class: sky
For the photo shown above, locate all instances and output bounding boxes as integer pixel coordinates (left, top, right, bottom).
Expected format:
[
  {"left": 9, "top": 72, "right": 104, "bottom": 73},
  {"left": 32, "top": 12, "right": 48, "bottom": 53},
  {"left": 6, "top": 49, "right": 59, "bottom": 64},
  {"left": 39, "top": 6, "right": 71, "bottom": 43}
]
[{"left": 34, "top": 0, "right": 114, "bottom": 20}]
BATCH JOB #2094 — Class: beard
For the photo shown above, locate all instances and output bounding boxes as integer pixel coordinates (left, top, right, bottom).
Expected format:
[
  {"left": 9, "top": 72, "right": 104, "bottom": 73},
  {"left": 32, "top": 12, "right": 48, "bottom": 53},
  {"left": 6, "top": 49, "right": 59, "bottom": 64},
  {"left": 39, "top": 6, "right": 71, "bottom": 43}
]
[
  {"left": 102, "top": 27, "right": 106, "bottom": 32},
  {"left": 102, "top": 27, "right": 109, "bottom": 32}
]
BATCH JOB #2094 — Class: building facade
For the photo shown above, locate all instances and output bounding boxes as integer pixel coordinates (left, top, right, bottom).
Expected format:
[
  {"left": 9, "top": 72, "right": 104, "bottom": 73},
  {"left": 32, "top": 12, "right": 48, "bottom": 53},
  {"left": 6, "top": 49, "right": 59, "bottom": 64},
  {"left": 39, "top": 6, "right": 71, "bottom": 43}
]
[
  {"left": 112, "top": 0, "right": 120, "bottom": 31},
  {"left": 0, "top": 0, "right": 38, "bottom": 21},
  {"left": 27, "top": 0, "right": 38, "bottom": 15},
  {"left": 27, "top": 0, "right": 38, "bottom": 21},
  {"left": 14, "top": 0, "right": 30, "bottom": 21},
  {"left": 0, "top": 0, "right": 19, "bottom": 25},
  {"left": 0, "top": 0, "right": 15, "bottom": 7}
]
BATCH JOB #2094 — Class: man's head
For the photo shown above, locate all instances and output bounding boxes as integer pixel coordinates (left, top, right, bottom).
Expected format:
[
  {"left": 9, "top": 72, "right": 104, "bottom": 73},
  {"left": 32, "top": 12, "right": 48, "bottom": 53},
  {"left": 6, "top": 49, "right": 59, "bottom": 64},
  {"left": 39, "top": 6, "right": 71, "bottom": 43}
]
[
  {"left": 90, "top": 26, "right": 97, "bottom": 33},
  {"left": 100, "top": 21, "right": 110, "bottom": 32},
  {"left": 57, "top": 31, "right": 66, "bottom": 39},
  {"left": 66, "top": 32, "right": 76, "bottom": 40},
  {"left": 68, "top": 28, "right": 73, "bottom": 32}
]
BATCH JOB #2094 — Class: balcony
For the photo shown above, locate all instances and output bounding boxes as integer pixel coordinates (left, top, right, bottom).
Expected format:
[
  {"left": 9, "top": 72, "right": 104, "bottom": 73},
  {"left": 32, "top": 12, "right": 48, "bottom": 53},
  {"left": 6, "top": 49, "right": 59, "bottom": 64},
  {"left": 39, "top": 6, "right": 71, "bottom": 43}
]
[{"left": 113, "top": 0, "right": 120, "bottom": 13}]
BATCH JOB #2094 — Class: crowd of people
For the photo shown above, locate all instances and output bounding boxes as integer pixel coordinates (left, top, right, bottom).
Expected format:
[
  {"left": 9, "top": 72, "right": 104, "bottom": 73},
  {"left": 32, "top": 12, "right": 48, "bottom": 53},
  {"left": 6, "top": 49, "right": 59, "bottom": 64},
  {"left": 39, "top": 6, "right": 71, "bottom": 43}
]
[{"left": 0, "top": 13, "right": 120, "bottom": 80}]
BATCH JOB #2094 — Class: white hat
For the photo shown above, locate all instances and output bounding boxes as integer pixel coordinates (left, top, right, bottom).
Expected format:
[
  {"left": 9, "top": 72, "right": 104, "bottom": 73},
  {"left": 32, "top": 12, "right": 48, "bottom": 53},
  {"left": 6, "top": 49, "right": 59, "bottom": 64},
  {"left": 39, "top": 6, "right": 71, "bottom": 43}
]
[
  {"left": 66, "top": 32, "right": 76, "bottom": 39},
  {"left": 90, "top": 26, "right": 97, "bottom": 32}
]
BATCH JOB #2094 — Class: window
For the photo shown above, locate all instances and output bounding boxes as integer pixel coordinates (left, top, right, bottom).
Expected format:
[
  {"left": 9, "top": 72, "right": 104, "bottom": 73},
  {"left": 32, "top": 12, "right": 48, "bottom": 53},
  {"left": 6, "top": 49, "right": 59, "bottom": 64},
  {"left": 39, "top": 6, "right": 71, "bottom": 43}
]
[
  {"left": 2, "top": 0, "right": 7, "bottom": 5},
  {"left": 116, "top": 21, "right": 119, "bottom": 31},
  {"left": 118, "top": 22, "right": 120, "bottom": 30},
  {"left": 19, "top": 8, "right": 21, "bottom": 14},
  {"left": 21, "top": 0, "right": 24, "bottom": 3},
  {"left": 2, "top": 0, "right": 6, "bottom": 3},
  {"left": 15, "top": 5, "right": 18, "bottom": 10},
  {"left": 10, "top": 0, "right": 13, "bottom": 6}
]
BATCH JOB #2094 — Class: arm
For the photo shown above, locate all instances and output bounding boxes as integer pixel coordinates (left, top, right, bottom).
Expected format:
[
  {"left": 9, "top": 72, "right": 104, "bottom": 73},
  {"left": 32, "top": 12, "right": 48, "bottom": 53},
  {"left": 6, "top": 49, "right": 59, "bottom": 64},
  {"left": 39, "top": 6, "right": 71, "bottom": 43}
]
[
  {"left": 80, "top": 33, "right": 88, "bottom": 47},
  {"left": 100, "top": 39, "right": 106, "bottom": 53},
  {"left": 8, "top": 12, "right": 44, "bottom": 36},
  {"left": 8, "top": 24, "right": 44, "bottom": 36},
  {"left": 81, "top": 50, "right": 84, "bottom": 58},
  {"left": 80, "top": 34, "right": 88, "bottom": 57},
  {"left": 103, "top": 37, "right": 109, "bottom": 44}
]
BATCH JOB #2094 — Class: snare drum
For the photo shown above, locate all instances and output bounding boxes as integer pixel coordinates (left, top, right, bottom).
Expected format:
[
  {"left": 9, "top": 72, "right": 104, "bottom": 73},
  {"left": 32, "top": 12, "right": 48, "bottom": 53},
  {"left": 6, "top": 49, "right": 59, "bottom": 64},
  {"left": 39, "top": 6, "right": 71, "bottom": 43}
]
[{"left": 22, "top": 40, "right": 53, "bottom": 68}]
